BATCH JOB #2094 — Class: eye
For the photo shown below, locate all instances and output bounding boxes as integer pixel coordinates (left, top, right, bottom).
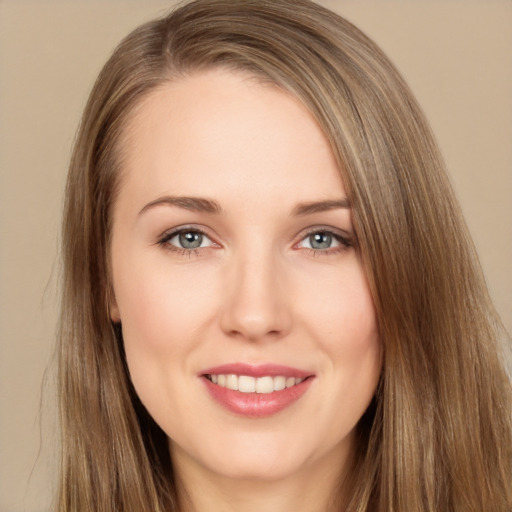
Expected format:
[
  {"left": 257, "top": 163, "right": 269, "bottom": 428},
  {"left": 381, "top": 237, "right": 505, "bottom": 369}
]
[
  {"left": 160, "top": 228, "right": 215, "bottom": 251},
  {"left": 301, "top": 232, "right": 338, "bottom": 250},
  {"left": 296, "top": 229, "right": 352, "bottom": 253}
]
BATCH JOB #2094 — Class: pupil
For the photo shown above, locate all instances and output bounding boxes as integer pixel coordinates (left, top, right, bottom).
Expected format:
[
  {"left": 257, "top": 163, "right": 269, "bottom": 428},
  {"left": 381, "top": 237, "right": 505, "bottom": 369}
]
[
  {"left": 311, "top": 232, "right": 331, "bottom": 249},
  {"left": 179, "top": 231, "right": 202, "bottom": 249}
]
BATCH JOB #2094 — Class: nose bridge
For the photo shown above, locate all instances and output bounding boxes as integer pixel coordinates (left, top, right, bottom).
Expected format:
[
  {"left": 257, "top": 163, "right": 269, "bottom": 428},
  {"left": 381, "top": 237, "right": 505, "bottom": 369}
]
[{"left": 220, "top": 239, "right": 291, "bottom": 342}]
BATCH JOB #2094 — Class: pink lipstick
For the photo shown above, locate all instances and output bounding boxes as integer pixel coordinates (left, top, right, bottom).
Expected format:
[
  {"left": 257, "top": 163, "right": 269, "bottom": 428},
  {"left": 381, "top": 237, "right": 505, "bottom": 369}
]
[{"left": 200, "top": 363, "right": 314, "bottom": 417}]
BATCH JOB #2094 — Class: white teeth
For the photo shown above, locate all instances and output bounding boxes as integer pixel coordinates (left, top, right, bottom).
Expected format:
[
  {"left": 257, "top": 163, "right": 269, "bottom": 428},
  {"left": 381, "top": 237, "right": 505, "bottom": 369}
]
[
  {"left": 225, "top": 374, "right": 238, "bottom": 391},
  {"left": 238, "top": 375, "right": 256, "bottom": 393},
  {"left": 208, "top": 374, "right": 306, "bottom": 393},
  {"left": 273, "top": 376, "right": 286, "bottom": 391},
  {"left": 256, "top": 376, "right": 274, "bottom": 394}
]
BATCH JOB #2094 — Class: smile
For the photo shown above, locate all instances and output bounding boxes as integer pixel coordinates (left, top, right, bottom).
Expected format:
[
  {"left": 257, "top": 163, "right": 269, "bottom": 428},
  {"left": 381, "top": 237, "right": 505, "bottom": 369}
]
[
  {"left": 205, "top": 374, "right": 305, "bottom": 393},
  {"left": 201, "top": 364, "right": 314, "bottom": 417}
]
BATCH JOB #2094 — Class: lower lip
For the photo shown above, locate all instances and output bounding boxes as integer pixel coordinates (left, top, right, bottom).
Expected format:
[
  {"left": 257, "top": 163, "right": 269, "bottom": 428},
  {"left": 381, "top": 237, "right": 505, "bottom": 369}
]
[{"left": 202, "top": 377, "right": 313, "bottom": 417}]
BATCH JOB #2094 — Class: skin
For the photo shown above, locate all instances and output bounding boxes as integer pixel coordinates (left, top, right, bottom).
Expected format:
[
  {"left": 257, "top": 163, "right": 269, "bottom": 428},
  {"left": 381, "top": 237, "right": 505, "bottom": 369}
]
[{"left": 109, "top": 68, "right": 382, "bottom": 512}]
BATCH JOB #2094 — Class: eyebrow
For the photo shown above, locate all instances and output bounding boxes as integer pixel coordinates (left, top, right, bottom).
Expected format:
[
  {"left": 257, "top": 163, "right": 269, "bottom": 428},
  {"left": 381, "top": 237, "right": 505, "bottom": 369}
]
[
  {"left": 291, "top": 198, "right": 351, "bottom": 216},
  {"left": 139, "top": 196, "right": 222, "bottom": 215},
  {"left": 138, "top": 195, "right": 350, "bottom": 216}
]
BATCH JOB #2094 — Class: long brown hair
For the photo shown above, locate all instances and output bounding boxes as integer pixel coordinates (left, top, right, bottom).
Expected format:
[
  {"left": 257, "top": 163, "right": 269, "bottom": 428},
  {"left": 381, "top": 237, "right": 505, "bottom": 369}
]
[{"left": 57, "top": 0, "right": 512, "bottom": 510}]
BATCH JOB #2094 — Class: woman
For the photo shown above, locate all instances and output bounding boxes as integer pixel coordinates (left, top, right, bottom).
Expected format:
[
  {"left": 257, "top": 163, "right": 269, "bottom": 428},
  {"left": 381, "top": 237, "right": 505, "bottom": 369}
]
[{"left": 57, "top": 0, "right": 512, "bottom": 510}]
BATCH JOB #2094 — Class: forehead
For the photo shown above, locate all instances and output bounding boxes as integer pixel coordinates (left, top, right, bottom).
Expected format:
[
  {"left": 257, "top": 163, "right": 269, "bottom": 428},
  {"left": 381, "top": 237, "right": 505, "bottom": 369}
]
[{"left": 116, "top": 68, "right": 346, "bottom": 214}]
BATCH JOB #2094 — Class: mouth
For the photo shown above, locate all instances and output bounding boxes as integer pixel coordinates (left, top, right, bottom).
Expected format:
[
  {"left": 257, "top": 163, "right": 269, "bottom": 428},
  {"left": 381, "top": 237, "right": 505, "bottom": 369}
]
[
  {"left": 200, "top": 364, "right": 315, "bottom": 417},
  {"left": 204, "top": 374, "right": 307, "bottom": 393}
]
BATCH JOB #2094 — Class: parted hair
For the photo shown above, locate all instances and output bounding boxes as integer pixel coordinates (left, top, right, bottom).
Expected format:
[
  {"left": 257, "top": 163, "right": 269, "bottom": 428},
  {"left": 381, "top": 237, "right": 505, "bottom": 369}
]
[{"left": 57, "top": 0, "right": 512, "bottom": 510}]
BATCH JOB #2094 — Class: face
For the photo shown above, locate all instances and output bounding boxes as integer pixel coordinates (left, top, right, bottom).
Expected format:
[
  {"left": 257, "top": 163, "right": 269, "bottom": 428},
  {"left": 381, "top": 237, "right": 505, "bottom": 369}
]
[{"left": 109, "top": 69, "right": 381, "bottom": 483}]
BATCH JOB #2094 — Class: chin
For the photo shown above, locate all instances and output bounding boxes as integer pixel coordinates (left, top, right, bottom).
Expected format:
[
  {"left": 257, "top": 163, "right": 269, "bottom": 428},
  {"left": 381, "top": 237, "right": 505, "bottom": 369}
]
[
  {"left": 187, "top": 428, "right": 341, "bottom": 483},
  {"left": 208, "top": 454, "right": 303, "bottom": 482}
]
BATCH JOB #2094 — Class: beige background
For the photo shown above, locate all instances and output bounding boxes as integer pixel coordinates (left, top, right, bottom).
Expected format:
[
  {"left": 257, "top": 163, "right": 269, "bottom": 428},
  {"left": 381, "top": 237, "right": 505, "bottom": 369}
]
[{"left": 0, "top": 1, "right": 510, "bottom": 511}]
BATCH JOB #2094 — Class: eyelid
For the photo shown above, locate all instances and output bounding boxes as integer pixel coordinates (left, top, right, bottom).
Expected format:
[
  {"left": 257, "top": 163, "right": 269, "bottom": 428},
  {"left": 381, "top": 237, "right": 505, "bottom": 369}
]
[
  {"left": 293, "top": 225, "right": 353, "bottom": 251},
  {"left": 157, "top": 224, "right": 220, "bottom": 249},
  {"left": 168, "top": 230, "right": 214, "bottom": 248},
  {"left": 156, "top": 224, "right": 353, "bottom": 255}
]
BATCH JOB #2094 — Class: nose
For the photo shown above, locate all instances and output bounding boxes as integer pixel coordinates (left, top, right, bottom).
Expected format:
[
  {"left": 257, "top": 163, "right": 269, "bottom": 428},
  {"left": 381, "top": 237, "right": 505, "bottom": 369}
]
[{"left": 219, "top": 248, "right": 292, "bottom": 343}]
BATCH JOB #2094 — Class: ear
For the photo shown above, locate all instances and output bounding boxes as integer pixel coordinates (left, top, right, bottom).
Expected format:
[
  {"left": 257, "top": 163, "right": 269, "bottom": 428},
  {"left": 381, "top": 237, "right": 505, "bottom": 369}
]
[{"left": 108, "top": 289, "right": 121, "bottom": 323}]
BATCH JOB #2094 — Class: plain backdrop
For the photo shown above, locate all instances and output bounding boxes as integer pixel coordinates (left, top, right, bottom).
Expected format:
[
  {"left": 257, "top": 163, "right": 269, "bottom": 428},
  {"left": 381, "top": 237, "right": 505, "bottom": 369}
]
[{"left": 0, "top": 1, "right": 511, "bottom": 511}]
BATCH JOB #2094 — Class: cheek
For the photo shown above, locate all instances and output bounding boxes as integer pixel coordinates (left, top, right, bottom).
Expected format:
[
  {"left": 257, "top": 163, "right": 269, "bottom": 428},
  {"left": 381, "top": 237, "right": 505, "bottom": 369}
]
[
  {"left": 332, "top": 284, "right": 380, "bottom": 380},
  {"left": 112, "top": 257, "right": 222, "bottom": 429},
  {"left": 112, "top": 253, "right": 221, "bottom": 386},
  {"left": 115, "top": 254, "right": 214, "bottom": 338},
  {"left": 301, "top": 261, "right": 379, "bottom": 348},
  {"left": 299, "top": 261, "right": 381, "bottom": 399}
]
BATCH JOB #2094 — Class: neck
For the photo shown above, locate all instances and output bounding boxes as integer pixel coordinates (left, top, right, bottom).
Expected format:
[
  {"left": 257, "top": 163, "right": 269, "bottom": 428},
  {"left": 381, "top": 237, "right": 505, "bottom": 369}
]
[{"left": 171, "top": 443, "right": 353, "bottom": 512}]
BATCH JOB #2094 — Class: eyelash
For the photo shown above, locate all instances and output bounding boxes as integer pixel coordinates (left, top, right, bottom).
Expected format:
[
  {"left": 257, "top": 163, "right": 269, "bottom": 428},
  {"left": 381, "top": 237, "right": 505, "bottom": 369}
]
[
  {"left": 156, "top": 225, "right": 353, "bottom": 257},
  {"left": 156, "top": 225, "right": 213, "bottom": 258},
  {"left": 298, "top": 227, "right": 353, "bottom": 257}
]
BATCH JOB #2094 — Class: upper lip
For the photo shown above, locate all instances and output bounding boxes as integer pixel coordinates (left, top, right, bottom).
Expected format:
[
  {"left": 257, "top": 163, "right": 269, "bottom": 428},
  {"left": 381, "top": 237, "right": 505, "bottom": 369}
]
[{"left": 201, "top": 363, "right": 313, "bottom": 379}]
